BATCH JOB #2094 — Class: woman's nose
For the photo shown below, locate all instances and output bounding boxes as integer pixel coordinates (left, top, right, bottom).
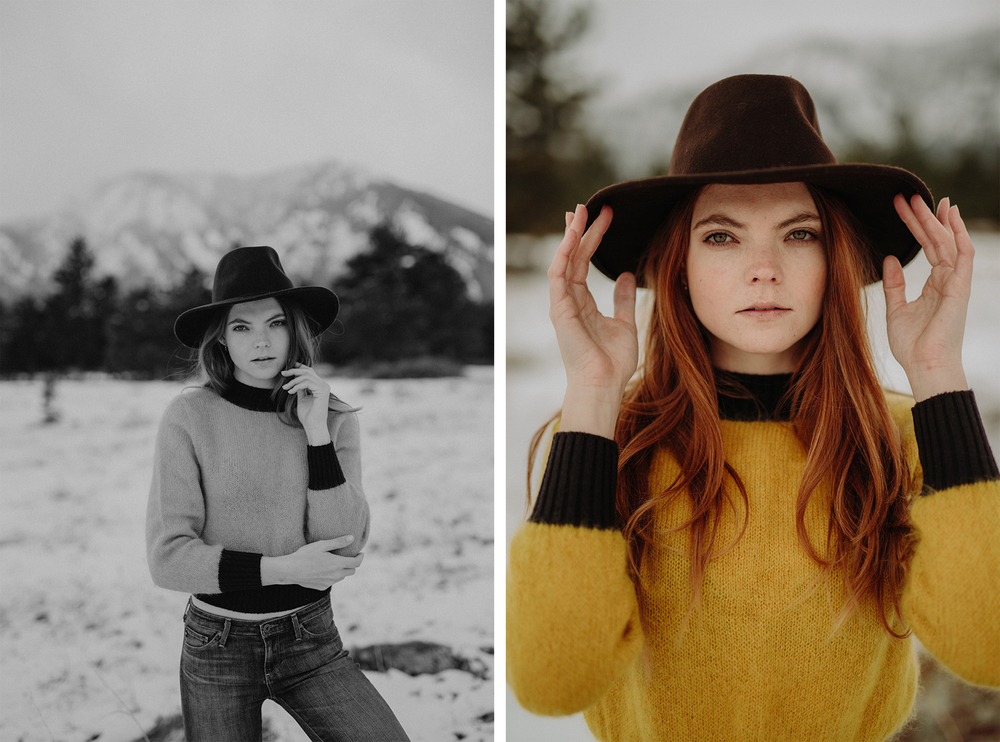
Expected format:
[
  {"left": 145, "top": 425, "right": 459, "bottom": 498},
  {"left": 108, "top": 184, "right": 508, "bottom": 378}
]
[{"left": 747, "top": 246, "right": 782, "bottom": 283}]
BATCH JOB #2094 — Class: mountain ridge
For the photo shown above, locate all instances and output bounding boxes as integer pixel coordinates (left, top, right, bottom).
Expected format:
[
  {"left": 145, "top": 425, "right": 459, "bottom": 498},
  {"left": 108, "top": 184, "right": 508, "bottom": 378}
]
[{"left": 0, "top": 160, "right": 494, "bottom": 303}]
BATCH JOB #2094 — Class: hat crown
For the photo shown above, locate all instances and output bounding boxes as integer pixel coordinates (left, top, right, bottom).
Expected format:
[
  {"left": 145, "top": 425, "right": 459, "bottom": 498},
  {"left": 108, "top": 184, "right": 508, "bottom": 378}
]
[
  {"left": 212, "top": 246, "right": 294, "bottom": 303},
  {"left": 668, "top": 75, "right": 837, "bottom": 176}
]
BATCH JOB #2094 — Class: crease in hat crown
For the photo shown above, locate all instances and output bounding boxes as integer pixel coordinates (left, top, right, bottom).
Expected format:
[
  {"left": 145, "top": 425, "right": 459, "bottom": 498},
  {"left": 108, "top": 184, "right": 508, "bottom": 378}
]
[
  {"left": 173, "top": 245, "right": 340, "bottom": 348},
  {"left": 585, "top": 74, "right": 932, "bottom": 286}
]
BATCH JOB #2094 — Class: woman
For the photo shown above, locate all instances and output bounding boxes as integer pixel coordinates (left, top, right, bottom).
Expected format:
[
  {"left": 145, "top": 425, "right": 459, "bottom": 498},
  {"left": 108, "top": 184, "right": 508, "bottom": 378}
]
[
  {"left": 507, "top": 75, "right": 999, "bottom": 741},
  {"left": 147, "top": 245, "right": 409, "bottom": 741}
]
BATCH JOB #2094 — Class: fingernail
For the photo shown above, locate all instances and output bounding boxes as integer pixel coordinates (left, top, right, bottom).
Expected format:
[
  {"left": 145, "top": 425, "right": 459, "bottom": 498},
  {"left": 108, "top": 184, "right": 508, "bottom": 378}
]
[{"left": 346, "top": 536, "right": 354, "bottom": 543}]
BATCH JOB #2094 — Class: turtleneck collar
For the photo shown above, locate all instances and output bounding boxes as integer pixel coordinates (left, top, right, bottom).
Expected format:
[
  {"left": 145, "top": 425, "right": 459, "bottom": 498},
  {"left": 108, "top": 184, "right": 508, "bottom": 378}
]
[
  {"left": 715, "top": 369, "right": 793, "bottom": 422},
  {"left": 221, "top": 378, "right": 280, "bottom": 412}
]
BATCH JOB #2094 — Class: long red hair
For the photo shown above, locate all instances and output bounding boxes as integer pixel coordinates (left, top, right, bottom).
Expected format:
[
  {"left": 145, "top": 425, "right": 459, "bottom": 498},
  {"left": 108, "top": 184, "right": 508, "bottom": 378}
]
[{"left": 529, "top": 184, "right": 917, "bottom": 637}]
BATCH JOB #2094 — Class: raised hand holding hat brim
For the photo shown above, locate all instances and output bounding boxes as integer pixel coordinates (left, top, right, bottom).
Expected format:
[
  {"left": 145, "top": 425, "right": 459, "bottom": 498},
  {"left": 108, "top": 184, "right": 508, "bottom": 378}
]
[
  {"left": 549, "top": 204, "right": 639, "bottom": 440},
  {"left": 883, "top": 194, "right": 973, "bottom": 402}
]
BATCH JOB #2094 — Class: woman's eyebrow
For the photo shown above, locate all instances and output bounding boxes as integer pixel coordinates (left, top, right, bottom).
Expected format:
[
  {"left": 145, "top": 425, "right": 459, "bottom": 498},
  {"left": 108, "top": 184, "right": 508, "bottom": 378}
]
[
  {"left": 227, "top": 313, "right": 286, "bottom": 325},
  {"left": 777, "top": 212, "right": 822, "bottom": 229},
  {"left": 692, "top": 214, "right": 745, "bottom": 231}
]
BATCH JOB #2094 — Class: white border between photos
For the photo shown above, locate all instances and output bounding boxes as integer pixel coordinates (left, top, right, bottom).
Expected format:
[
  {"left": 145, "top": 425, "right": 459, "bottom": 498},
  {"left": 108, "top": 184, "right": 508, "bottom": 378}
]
[{"left": 493, "top": 0, "right": 507, "bottom": 737}]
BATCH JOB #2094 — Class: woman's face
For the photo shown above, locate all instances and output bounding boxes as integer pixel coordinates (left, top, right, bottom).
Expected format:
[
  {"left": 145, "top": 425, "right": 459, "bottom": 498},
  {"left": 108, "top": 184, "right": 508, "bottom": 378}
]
[
  {"left": 686, "top": 182, "right": 827, "bottom": 374},
  {"left": 223, "top": 297, "right": 290, "bottom": 388}
]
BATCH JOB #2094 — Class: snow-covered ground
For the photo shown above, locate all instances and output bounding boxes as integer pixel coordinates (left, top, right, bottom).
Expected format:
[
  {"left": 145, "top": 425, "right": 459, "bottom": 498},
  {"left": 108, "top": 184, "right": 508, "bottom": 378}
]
[
  {"left": 0, "top": 367, "right": 493, "bottom": 742},
  {"left": 506, "top": 234, "right": 1000, "bottom": 741}
]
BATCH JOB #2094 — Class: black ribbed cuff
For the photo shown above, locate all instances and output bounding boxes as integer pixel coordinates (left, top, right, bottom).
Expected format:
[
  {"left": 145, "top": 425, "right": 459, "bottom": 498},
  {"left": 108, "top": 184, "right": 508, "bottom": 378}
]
[
  {"left": 307, "top": 443, "right": 346, "bottom": 490},
  {"left": 912, "top": 390, "right": 999, "bottom": 493},
  {"left": 529, "top": 432, "right": 619, "bottom": 529},
  {"left": 218, "top": 550, "right": 263, "bottom": 592}
]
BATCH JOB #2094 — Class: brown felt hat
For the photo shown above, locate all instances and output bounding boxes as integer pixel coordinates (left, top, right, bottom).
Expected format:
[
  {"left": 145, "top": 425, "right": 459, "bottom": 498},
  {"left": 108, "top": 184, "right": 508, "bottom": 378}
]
[
  {"left": 174, "top": 245, "right": 339, "bottom": 348},
  {"left": 587, "top": 74, "right": 933, "bottom": 286}
]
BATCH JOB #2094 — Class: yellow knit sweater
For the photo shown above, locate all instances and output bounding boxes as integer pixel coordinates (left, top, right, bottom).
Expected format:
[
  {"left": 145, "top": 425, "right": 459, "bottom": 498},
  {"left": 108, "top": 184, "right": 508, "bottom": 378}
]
[{"left": 507, "top": 392, "right": 1000, "bottom": 741}]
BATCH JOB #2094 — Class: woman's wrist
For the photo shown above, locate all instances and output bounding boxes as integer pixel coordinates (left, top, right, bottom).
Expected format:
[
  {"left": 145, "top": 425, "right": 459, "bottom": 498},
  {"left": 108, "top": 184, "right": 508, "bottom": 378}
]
[
  {"left": 559, "top": 383, "right": 624, "bottom": 439},
  {"left": 906, "top": 364, "right": 969, "bottom": 403},
  {"left": 259, "top": 555, "right": 286, "bottom": 586},
  {"left": 305, "top": 427, "right": 332, "bottom": 446}
]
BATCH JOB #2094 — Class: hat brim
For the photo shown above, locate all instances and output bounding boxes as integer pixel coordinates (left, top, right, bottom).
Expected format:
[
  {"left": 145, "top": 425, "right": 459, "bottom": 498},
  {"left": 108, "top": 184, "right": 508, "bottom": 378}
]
[
  {"left": 173, "top": 286, "right": 340, "bottom": 348},
  {"left": 586, "top": 163, "right": 933, "bottom": 287}
]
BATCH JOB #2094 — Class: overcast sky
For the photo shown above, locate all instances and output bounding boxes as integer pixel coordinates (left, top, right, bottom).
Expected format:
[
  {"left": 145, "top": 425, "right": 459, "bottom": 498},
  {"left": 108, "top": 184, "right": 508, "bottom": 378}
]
[
  {"left": 546, "top": 0, "right": 999, "bottom": 101},
  {"left": 0, "top": 0, "right": 494, "bottom": 223},
  {"left": 2, "top": 1, "right": 996, "bottom": 225}
]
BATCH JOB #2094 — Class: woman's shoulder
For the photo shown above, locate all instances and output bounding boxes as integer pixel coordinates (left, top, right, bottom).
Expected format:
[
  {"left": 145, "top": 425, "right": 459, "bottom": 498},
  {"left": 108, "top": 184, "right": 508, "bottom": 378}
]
[
  {"left": 328, "top": 398, "right": 358, "bottom": 414},
  {"left": 160, "top": 385, "right": 222, "bottom": 420}
]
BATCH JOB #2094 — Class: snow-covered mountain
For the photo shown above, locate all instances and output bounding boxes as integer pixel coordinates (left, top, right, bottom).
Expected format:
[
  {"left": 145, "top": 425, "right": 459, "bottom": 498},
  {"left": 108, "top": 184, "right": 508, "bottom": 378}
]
[
  {"left": 588, "top": 28, "right": 999, "bottom": 179},
  {"left": 0, "top": 161, "right": 494, "bottom": 303}
]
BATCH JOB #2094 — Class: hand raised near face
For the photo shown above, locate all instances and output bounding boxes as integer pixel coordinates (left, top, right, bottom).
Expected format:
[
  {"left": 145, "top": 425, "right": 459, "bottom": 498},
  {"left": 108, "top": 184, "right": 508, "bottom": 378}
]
[
  {"left": 281, "top": 363, "right": 332, "bottom": 443},
  {"left": 883, "top": 194, "right": 972, "bottom": 402},
  {"left": 548, "top": 205, "right": 639, "bottom": 438}
]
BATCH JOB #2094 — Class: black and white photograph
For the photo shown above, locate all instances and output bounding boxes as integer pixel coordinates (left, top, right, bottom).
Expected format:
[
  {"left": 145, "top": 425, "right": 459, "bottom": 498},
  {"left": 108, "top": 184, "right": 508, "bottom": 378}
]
[
  {"left": 0, "top": 2, "right": 494, "bottom": 741},
  {"left": 506, "top": 0, "right": 999, "bottom": 740}
]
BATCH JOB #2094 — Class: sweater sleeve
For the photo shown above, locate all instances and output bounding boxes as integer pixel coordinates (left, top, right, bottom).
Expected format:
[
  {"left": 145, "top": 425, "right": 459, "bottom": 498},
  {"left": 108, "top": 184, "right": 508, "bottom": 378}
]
[
  {"left": 146, "top": 396, "right": 228, "bottom": 594},
  {"left": 303, "top": 410, "right": 370, "bottom": 557},
  {"left": 507, "top": 430, "right": 644, "bottom": 716},
  {"left": 899, "top": 391, "right": 1000, "bottom": 687}
]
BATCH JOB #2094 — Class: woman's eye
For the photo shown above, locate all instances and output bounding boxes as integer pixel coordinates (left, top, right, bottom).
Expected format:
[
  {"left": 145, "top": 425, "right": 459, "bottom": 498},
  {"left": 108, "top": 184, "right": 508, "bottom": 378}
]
[
  {"left": 789, "top": 229, "right": 817, "bottom": 241},
  {"left": 706, "top": 232, "right": 733, "bottom": 244},
  {"left": 231, "top": 325, "right": 247, "bottom": 332},
  {"left": 271, "top": 319, "right": 286, "bottom": 327}
]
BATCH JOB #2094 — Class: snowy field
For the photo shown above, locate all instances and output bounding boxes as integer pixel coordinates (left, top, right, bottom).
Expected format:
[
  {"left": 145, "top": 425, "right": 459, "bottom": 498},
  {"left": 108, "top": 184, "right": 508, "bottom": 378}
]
[
  {"left": 0, "top": 367, "right": 493, "bottom": 742},
  {"left": 507, "top": 234, "right": 1000, "bottom": 741}
]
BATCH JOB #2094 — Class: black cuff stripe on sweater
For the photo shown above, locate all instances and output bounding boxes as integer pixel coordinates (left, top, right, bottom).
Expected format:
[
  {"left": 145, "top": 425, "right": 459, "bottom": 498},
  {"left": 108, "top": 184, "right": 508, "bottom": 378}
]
[
  {"left": 529, "top": 432, "right": 619, "bottom": 529},
  {"left": 218, "top": 550, "right": 263, "bottom": 592},
  {"left": 307, "top": 443, "right": 346, "bottom": 490},
  {"left": 912, "top": 390, "right": 999, "bottom": 493}
]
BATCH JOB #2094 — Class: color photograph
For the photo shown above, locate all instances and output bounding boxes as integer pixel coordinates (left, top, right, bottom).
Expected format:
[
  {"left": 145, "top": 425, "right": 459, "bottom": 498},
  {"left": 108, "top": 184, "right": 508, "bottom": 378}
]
[{"left": 506, "top": 0, "right": 999, "bottom": 740}]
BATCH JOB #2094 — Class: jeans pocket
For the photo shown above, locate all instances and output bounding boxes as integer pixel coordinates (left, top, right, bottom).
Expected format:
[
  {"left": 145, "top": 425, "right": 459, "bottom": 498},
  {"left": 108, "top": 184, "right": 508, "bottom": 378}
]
[
  {"left": 299, "top": 607, "right": 338, "bottom": 640},
  {"left": 183, "top": 624, "right": 222, "bottom": 651}
]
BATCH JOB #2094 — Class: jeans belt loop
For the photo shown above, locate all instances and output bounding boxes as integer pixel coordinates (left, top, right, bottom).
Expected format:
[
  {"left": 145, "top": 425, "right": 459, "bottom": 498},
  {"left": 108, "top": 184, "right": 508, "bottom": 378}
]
[
  {"left": 219, "top": 618, "right": 232, "bottom": 648},
  {"left": 291, "top": 612, "right": 303, "bottom": 642}
]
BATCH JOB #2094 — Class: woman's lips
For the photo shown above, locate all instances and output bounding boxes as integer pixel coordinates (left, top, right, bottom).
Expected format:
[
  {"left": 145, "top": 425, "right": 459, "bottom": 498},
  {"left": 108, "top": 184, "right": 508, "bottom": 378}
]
[{"left": 737, "top": 306, "right": 790, "bottom": 318}]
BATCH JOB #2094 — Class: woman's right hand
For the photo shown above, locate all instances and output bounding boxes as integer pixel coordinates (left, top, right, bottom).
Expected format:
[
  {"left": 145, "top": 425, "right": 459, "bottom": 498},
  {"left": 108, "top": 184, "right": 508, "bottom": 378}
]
[
  {"left": 549, "top": 204, "right": 639, "bottom": 438},
  {"left": 260, "top": 535, "right": 363, "bottom": 590}
]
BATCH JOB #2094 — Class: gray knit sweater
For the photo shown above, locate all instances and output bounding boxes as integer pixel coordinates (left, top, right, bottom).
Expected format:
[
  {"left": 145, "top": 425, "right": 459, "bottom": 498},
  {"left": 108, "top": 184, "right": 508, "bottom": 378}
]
[{"left": 146, "top": 381, "right": 369, "bottom": 613}]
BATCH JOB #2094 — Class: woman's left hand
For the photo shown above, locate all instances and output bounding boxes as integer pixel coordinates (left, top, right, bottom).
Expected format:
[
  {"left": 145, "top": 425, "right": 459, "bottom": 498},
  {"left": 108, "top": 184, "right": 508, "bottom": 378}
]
[
  {"left": 883, "top": 194, "right": 973, "bottom": 402},
  {"left": 281, "top": 363, "right": 332, "bottom": 443}
]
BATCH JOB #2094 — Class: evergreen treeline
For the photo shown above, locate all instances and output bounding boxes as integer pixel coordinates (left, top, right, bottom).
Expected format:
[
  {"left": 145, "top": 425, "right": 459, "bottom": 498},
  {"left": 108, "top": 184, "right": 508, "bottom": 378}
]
[{"left": 0, "top": 228, "right": 492, "bottom": 379}]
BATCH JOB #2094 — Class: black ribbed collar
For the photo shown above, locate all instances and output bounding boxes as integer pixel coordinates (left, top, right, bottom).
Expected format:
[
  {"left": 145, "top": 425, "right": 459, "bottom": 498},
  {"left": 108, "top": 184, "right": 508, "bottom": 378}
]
[
  {"left": 221, "top": 379, "right": 280, "bottom": 412},
  {"left": 715, "top": 370, "right": 793, "bottom": 422}
]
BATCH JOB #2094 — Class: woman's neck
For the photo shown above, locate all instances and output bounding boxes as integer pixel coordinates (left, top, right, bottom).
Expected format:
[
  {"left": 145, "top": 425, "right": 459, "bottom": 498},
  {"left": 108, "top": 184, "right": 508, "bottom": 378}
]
[
  {"left": 714, "top": 369, "right": 793, "bottom": 421},
  {"left": 221, "top": 378, "right": 280, "bottom": 412}
]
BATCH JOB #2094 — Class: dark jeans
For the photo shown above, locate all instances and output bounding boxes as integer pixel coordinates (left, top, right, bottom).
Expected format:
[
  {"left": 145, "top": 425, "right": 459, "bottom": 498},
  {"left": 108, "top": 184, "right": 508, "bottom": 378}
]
[{"left": 179, "top": 595, "right": 410, "bottom": 742}]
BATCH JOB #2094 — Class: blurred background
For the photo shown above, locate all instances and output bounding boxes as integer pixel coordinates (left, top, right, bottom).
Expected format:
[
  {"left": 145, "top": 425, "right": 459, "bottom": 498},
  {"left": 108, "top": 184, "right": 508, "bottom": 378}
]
[
  {"left": 1, "top": 0, "right": 494, "bottom": 379},
  {"left": 506, "top": 0, "right": 1000, "bottom": 739},
  {"left": 0, "top": 2, "right": 494, "bottom": 741}
]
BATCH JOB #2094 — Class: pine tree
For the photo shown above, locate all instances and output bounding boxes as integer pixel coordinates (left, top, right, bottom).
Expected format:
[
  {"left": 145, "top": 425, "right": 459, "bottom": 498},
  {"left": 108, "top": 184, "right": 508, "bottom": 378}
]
[
  {"left": 324, "top": 225, "right": 490, "bottom": 366},
  {"left": 506, "top": 0, "right": 616, "bottom": 234},
  {"left": 41, "top": 237, "right": 109, "bottom": 371}
]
